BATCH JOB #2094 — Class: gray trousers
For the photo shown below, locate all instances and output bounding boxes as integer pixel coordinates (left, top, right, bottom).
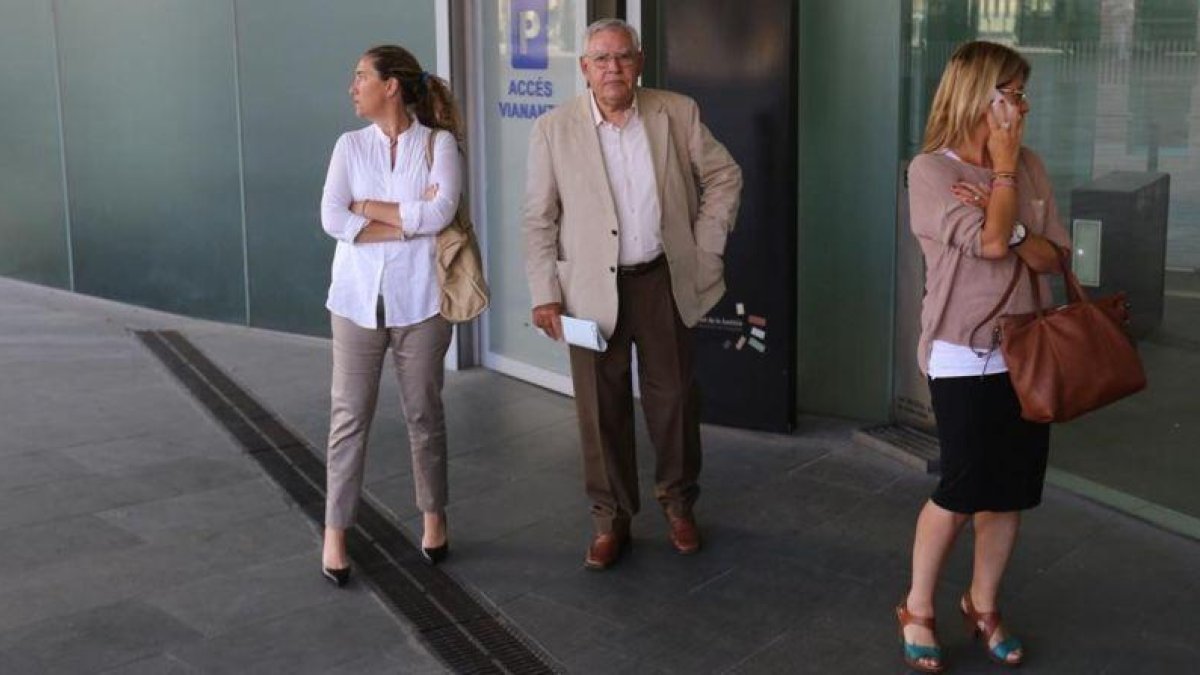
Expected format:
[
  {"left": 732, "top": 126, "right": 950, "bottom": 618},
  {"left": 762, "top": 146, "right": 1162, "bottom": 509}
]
[{"left": 325, "top": 310, "right": 453, "bottom": 529}]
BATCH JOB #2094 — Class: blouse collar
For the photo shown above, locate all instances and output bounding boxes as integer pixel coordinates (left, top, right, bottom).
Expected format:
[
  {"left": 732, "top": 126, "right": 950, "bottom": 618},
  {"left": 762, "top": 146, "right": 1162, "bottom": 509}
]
[{"left": 371, "top": 116, "right": 422, "bottom": 144}]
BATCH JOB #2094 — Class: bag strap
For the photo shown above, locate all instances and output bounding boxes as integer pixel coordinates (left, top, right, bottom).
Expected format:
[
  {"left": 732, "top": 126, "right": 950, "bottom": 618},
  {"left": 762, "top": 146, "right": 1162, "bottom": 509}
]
[
  {"left": 424, "top": 129, "right": 437, "bottom": 171},
  {"left": 423, "top": 129, "right": 475, "bottom": 236},
  {"left": 967, "top": 257, "right": 1024, "bottom": 355},
  {"left": 1056, "top": 246, "right": 1089, "bottom": 303},
  {"left": 966, "top": 153, "right": 1084, "bottom": 353},
  {"left": 1030, "top": 246, "right": 1088, "bottom": 308},
  {"left": 967, "top": 245, "right": 1086, "bottom": 354}
]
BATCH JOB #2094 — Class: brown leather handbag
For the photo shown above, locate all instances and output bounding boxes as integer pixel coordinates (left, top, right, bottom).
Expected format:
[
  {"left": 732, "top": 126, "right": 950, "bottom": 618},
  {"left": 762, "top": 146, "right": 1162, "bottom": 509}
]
[
  {"left": 971, "top": 252, "right": 1146, "bottom": 423},
  {"left": 425, "top": 131, "right": 490, "bottom": 323}
]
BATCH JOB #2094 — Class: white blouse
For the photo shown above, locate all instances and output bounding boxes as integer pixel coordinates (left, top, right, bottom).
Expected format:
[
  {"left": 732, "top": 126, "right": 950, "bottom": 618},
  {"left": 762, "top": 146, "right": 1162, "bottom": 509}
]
[{"left": 320, "top": 120, "right": 462, "bottom": 329}]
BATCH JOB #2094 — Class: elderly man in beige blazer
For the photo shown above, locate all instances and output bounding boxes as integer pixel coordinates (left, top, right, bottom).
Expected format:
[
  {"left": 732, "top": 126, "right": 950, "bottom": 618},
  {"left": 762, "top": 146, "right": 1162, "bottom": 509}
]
[{"left": 523, "top": 18, "right": 742, "bottom": 570}]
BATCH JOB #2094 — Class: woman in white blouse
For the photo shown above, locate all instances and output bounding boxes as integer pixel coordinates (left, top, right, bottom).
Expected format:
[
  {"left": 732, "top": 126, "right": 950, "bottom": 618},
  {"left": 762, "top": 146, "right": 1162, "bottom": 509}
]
[{"left": 319, "top": 44, "right": 463, "bottom": 586}]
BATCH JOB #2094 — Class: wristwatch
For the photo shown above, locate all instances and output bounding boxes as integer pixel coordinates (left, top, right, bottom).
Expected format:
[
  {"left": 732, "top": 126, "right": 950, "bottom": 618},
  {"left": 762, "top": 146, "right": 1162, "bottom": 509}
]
[{"left": 1008, "top": 221, "right": 1028, "bottom": 248}]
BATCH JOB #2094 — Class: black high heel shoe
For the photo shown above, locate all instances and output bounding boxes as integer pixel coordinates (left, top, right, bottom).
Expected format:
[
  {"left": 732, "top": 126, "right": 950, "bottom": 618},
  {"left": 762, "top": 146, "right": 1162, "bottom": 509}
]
[
  {"left": 421, "top": 543, "right": 449, "bottom": 566},
  {"left": 322, "top": 566, "right": 351, "bottom": 587},
  {"left": 421, "top": 512, "right": 449, "bottom": 566}
]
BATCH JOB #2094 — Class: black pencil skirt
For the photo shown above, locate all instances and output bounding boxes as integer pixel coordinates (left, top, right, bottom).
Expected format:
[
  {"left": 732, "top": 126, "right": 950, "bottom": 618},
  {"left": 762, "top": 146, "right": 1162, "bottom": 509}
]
[{"left": 928, "top": 373, "right": 1050, "bottom": 514}]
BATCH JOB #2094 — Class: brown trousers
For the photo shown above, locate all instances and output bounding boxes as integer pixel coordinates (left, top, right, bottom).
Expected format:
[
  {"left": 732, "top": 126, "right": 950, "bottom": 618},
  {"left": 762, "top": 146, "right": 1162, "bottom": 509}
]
[
  {"left": 568, "top": 259, "right": 702, "bottom": 534},
  {"left": 325, "top": 309, "right": 452, "bottom": 529}
]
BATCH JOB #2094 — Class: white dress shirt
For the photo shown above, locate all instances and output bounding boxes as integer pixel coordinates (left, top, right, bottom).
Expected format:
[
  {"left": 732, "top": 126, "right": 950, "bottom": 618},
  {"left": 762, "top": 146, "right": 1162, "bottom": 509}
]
[
  {"left": 589, "top": 92, "right": 663, "bottom": 266},
  {"left": 321, "top": 120, "right": 462, "bottom": 329}
]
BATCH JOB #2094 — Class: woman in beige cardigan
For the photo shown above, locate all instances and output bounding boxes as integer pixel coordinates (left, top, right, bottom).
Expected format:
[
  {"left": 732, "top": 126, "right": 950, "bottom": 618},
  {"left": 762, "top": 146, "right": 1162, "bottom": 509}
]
[{"left": 897, "top": 41, "right": 1071, "bottom": 672}]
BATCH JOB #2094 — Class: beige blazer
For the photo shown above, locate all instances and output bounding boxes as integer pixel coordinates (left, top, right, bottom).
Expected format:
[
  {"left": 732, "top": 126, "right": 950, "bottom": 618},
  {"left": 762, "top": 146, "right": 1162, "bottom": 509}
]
[{"left": 523, "top": 88, "right": 743, "bottom": 338}]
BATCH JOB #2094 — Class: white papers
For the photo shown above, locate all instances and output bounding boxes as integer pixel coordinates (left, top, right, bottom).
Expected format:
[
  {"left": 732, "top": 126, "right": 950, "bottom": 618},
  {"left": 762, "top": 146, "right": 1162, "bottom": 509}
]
[
  {"left": 560, "top": 315, "right": 608, "bottom": 352},
  {"left": 534, "top": 315, "right": 608, "bottom": 351}
]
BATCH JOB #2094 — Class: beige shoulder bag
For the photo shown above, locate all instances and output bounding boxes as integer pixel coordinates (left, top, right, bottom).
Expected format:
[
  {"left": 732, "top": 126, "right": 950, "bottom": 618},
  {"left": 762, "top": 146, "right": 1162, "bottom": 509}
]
[{"left": 425, "top": 130, "right": 489, "bottom": 323}]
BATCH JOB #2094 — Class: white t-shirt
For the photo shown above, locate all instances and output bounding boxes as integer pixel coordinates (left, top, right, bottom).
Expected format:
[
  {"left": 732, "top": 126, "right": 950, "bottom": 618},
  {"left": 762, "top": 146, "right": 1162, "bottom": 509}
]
[{"left": 928, "top": 339, "right": 1008, "bottom": 378}]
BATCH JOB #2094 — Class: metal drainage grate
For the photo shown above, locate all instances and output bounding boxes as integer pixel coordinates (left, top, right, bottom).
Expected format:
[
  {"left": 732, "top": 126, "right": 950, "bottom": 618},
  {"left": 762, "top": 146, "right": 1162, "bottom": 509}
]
[
  {"left": 853, "top": 423, "right": 941, "bottom": 474},
  {"left": 135, "top": 330, "right": 558, "bottom": 675}
]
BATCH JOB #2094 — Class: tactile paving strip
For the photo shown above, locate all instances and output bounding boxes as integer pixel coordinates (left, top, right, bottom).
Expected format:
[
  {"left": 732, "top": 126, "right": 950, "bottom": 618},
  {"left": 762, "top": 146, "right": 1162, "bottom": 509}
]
[{"left": 135, "top": 329, "right": 558, "bottom": 674}]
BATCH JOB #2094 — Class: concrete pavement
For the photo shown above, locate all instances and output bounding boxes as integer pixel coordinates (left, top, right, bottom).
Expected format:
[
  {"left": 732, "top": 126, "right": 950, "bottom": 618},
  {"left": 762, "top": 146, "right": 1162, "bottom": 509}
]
[{"left": 2, "top": 276, "right": 1198, "bottom": 673}]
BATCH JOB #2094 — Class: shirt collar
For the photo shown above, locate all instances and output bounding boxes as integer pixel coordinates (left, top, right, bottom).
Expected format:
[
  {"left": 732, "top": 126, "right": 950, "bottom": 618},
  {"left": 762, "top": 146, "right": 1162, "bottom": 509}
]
[
  {"left": 371, "top": 116, "right": 421, "bottom": 144},
  {"left": 589, "top": 91, "right": 638, "bottom": 128}
]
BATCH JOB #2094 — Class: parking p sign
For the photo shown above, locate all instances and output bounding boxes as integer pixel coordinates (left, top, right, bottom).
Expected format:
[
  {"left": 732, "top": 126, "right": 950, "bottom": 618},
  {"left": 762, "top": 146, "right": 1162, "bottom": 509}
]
[{"left": 511, "top": 0, "right": 548, "bottom": 69}]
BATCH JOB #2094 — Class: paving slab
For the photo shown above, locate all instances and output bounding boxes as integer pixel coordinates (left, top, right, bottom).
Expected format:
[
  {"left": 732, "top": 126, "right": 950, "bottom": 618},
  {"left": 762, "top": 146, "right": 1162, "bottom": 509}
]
[
  {"left": 3, "top": 277, "right": 1200, "bottom": 674},
  {"left": 0, "top": 280, "right": 447, "bottom": 673},
  {"left": 0, "top": 600, "right": 202, "bottom": 673}
]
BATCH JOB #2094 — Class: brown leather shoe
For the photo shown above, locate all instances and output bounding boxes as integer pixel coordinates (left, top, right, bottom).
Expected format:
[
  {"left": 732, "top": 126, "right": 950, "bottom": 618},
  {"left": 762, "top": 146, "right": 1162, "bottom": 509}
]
[
  {"left": 584, "top": 531, "right": 629, "bottom": 570},
  {"left": 668, "top": 515, "right": 701, "bottom": 555}
]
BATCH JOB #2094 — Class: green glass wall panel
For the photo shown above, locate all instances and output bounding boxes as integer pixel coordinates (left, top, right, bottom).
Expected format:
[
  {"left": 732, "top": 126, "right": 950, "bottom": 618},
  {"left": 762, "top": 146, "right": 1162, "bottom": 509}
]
[
  {"left": 905, "top": 0, "right": 1200, "bottom": 519},
  {"left": 56, "top": 0, "right": 245, "bottom": 321},
  {"left": 797, "top": 0, "right": 904, "bottom": 421},
  {"left": 236, "top": 0, "right": 438, "bottom": 336},
  {"left": 0, "top": 0, "right": 69, "bottom": 287}
]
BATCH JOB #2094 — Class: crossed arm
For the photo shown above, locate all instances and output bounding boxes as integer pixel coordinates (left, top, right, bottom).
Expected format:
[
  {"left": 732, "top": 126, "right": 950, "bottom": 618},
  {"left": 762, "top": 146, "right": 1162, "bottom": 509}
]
[
  {"left": 349, "top": 186, "right": 438, "bottom": 243},
  {"left": 948, "top": 179, "right": 1066, "bottom": 272},
  {"left": 911, "top": 152, "right": 1069, "bottom": 275},
  {"left": 320, "top": 133, "right": 461, "bottom": 245}
]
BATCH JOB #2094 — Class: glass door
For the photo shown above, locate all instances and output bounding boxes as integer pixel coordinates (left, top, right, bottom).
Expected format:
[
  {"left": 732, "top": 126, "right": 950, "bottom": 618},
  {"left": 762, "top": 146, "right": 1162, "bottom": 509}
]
[
  {"left": 465, "top": 1, "right": 641, "bottom": 394},
  {"left": 901, "top": 0, "right": 1200, "bottom": 522},
  {"left": 466, "top": 0, "right": 588, "bottom": 394}
]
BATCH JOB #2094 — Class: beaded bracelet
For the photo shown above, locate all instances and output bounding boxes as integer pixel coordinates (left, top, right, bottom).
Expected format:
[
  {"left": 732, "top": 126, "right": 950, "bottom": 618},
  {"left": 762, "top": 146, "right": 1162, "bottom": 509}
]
[{"left": 991, "top": 176, "right": 1018, "bottom": 189}]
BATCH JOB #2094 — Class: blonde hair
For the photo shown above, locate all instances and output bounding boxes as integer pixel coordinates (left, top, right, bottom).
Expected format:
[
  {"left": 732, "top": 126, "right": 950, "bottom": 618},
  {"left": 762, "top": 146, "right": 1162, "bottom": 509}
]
[{"left": 921, "top": 41, "right": 1030, "bottom": 153}]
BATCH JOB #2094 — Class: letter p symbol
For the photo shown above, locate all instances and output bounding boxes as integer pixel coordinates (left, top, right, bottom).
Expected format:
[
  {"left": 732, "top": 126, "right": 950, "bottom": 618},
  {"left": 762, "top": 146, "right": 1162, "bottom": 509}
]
[
  {"left": 518, "top": 11, "right": 540, "bottom": 55},
  {"left": 511, "top": 0, "right": 548, "bottom": 69}
]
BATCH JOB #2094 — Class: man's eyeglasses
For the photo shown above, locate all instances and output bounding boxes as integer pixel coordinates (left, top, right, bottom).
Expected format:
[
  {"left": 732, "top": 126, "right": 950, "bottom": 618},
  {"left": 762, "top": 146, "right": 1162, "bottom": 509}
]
[
  {"left": 996, "top": 87, "right": 1029, "bottom": 104},
  {"left": 586, "top": 51, "right": 638, "bottom": 67}
]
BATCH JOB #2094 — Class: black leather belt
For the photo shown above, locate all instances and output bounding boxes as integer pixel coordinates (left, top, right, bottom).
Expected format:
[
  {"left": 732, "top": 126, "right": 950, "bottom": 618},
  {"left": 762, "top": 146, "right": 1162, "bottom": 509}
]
[{"left": 617, "top": 254, "right": 665, "bottom": 276}]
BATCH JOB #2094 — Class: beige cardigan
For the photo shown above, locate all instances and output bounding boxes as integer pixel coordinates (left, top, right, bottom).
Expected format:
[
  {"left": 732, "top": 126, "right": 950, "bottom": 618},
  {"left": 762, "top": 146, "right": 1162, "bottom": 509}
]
[
  {"left": 522, "top": 88, "right": 742, "bottom": 338},
  {"left": 908, "top": 148, "right": 1071, "bottom": 375}
]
